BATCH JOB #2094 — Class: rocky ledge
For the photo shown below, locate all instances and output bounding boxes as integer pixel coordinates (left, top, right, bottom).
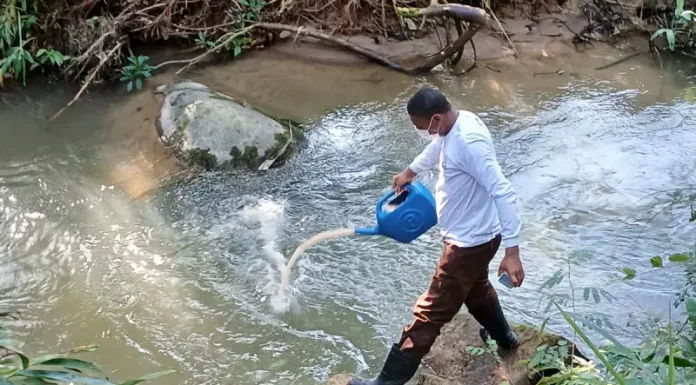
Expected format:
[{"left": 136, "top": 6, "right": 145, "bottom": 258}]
[{"left": 329, "top": 314, "right": 585, "bottom": 385}]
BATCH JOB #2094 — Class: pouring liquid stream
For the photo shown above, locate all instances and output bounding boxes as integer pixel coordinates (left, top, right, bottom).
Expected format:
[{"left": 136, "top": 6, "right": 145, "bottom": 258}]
[
  {"left": 274, "top": 182, "right": 437, "bottom": 312},
  {"left": 275, "top": 227, "right": 356, "bottom": 309}
]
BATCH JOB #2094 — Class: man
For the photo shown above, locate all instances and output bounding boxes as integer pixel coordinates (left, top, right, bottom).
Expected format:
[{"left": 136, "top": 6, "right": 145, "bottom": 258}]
[{"left": 349, "top": 87, "right": 524, "bottom": 385}]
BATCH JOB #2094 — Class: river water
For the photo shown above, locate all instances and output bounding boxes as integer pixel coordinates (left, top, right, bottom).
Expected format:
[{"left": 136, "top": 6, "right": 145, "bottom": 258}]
[{"left": 1, "top": 45, "right": 695, "bottom": 385}]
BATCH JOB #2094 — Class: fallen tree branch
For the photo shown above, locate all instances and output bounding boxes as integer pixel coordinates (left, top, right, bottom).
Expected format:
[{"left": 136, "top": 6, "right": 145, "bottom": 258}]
[
  {"left": 595, "top": 51, "right": 644, "bottom": 71},
  {"left": 253, "top": 22, "right": 481, "bottom": 75},
  {"left": 50, "top": 42, "right": 123, "bottom": 121},
  {"left": 396, "top": 3, "right": 489, "bottom": 25},
  {"left": 258, "top": 121, "right": 294, "bottom": 171}
]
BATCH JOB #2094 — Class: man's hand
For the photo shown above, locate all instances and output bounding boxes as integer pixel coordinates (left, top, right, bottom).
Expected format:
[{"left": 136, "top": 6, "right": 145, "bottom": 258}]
[
  {"left": 498, "top": 246, "right": 524, "bottom": 287},
  {"left": 392, "top": 168, "right": 417, "bottom": 193}
]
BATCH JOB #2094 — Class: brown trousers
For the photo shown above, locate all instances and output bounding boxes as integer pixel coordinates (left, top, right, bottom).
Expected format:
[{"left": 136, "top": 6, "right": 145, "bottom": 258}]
[{"left": 398, "top": 234, "right": 502, "bottom": 356}]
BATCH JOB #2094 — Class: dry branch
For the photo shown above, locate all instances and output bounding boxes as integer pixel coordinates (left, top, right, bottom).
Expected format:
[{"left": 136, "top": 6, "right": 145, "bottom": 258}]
[{"left": 50, "top": 42, "right": 123, "bottom": 121}]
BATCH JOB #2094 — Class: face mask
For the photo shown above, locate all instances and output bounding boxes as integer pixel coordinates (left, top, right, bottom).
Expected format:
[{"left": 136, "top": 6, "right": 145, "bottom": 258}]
[{"left": 414, "top": 115, "right": 441, "bottom": 141}]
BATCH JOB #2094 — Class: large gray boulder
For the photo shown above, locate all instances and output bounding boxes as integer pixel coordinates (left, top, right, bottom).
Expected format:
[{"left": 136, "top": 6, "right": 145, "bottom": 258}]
[{"left": 155, "top": 81, "right": 295, "bottom": 170}]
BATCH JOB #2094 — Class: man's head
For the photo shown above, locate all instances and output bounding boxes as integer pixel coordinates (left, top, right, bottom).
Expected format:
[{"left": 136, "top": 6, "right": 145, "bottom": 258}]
[{"left": 407, "top": 87, "right": 455, "bottom": 139}]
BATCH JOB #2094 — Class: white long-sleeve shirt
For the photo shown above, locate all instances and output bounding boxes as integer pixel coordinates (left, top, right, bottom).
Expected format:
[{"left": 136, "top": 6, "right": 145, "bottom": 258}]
[{"left": 409, "top": 110, "right": 521, "bottom": 249}]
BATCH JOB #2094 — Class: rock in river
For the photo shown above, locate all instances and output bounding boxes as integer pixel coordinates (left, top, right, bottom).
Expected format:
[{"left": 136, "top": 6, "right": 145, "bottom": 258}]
[
  {"left": 329, "top": 314, "right": 585, "bottom": 385},
  {"left": 155, "top": 81, "right": 295, "bottom": 170}
]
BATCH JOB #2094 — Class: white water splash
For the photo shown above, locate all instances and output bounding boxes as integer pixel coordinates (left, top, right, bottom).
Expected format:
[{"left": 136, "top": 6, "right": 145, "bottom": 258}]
[{"left": 239, "top": 199, "right": 297, "bottom": 313}]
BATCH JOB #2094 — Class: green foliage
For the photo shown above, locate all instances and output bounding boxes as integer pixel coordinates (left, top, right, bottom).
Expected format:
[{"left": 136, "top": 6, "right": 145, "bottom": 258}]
[
  {"left": 0, "top": 0, "right": 65, "bottom": 85},
  {"left": 36, "top": 49, "right": 64, "bottom": 67},
  {"left": 119, "top": 56, "right": 154, "bottom": 92},
  {"left": 194, "top": 31, "right": 215, "bottom": 50},
  {"left": 0, "top": 312, "right": 174, "bottom": 384},
  {"left": 230, "top": 36, "right": 252, "bottom": 57},
  {"left": 465, "top": 335, "right": 501, "bottom": 363},
  {"left": 520, "top": 340, "right": 606, "bottom": 385},
  {"left": 533, "top": 188, "right": 696, "bottom": 385},
  {"left": 650, "top": 0, "right": 696, "bottom": 53},
  {"left": 237, "top": 0, "right": 265, "bottom": 23}
]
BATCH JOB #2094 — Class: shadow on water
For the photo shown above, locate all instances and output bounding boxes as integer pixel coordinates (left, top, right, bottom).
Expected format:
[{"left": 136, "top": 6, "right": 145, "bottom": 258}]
[{"left": 0, "top": 47, "right": 695, "bottom": 384}]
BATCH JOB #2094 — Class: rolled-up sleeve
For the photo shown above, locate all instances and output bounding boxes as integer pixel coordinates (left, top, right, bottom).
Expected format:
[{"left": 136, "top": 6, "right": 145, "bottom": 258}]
[
  {"left": 408, "top": 138, "right": 442, "bottom": 174},
  {"left": 460, "top": 134, "right": 521, "bottom": 248}
]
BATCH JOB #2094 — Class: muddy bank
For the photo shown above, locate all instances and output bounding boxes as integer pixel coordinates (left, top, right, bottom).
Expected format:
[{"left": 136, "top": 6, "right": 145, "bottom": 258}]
[{"left": 268, "top": 11, "right": 597, "bottom": 66}]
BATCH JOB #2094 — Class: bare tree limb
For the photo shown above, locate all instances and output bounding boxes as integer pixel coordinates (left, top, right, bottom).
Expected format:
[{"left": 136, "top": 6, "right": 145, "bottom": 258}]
[{"left": 51, "top": 42, "right": 123, "bottom": 121}]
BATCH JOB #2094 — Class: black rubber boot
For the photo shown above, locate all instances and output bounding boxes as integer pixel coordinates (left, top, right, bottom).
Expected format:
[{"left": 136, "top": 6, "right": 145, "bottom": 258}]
[
  {"left": 476, "top": 301, "right": 520, "bottom": 349},
  {"left": 479, "top": 326, "right": 519, "bottom": 350},
  {"left": 348, "top": 344, "right": 422, "bottom": 385}
]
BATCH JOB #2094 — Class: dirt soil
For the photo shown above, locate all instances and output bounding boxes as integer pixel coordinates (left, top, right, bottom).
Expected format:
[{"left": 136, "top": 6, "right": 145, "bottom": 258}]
[{"left": 328, "top": 314, "right": 583, "bottom": 385}]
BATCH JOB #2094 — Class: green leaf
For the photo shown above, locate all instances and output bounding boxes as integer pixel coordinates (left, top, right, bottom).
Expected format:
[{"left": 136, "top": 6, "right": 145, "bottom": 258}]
[
  {"left": 18, "top": 352, "right": 29, "bottom": 369},
  {"left": 119, "top": 75, "right": 130, "bottom": 82},
  {"left": 141, "top": 71, "right": 152, "bottom": 78},
  {"left": 12, "top": 370, "right": 115, "bottom": 385},
  {"left": 650, "top": 256, "right": 663, "bottom": 267},
  {"left": 555, "top": 303, "right": 627, "bottom": 385},
  {"left": 127, "top": 81, "right": 133, "bottom": 92},
  {"left": 622, "top": 267, "right": 636, "bottom": 280},
  {"left": 650, "top": 28, "right": 676, "bottom": 51},
  {"left": 23, "top": 51, "right": 34, "bottom": 64},
  {"left": 665, "top": 29, "right": 676, "bottom": 51},
  {"left": 135, "top": 77, "right": 143, "bottom": 90},
  {"left": 33, "top": 358, "right": 103, "bottom": 373},
  {"left": 540, "top": 270, "right": 564, "bottom": 290},
  {"left": 669, "top": 253, "right": 690, "bottom": 263},
  {"left": 687, "top": 298, "right": 696, "bottom": 333},
  {"left": 599, "top": 289, "right": 617, "bottom": 303},
  {"left": 233, "top": 45, "right": 242, "bottom": 57},
  {"left": 117, "top": 370, "right": 175, "bottom": 385},
  {"left": 679, "top": 336, "right": 696, "bottom": 358},
  {"left": 237, "top": 0, "right": 249, "bottom": 5},
  {"left": 36, "top": 48, "right": 46, "bottom": 57},
  {"left": 591, "top": 288, "right": 600, "bottom": 304}
]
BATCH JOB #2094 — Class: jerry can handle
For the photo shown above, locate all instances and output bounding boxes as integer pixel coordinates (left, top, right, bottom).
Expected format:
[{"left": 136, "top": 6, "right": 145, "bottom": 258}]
[{"left": 376, "top": 183, "right": 411, "bottom": 212}]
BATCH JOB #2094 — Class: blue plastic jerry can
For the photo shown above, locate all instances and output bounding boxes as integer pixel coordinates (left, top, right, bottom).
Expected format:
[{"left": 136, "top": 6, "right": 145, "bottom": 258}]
[{"left": 355, "top": 181, "right": 438, "bottom": 243}]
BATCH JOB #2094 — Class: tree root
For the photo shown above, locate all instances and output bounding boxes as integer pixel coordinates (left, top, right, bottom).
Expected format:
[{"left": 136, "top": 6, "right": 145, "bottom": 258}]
[
  {"left": 258, "top": 21, "right": 481, "bottom": 76},
  {"left": 50, "top": 42, "right": 123, "bottom": 121},
  {"left": 164, "top": 10, "right": 485, "bottom": 77}
]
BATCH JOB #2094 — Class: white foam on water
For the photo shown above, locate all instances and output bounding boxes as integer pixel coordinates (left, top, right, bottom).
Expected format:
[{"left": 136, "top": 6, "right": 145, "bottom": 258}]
[{"left": 239, "top": 199, "right": 298, "bottom": 313}]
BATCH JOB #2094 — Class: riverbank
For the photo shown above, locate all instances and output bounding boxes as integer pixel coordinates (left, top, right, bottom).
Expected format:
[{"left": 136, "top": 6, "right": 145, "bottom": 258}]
[
  {"left": 99, "top": 23, "right": 689, "bottom": 200},
  {"left": 2, "top": 0, "right": 692, "bottom": 95}
]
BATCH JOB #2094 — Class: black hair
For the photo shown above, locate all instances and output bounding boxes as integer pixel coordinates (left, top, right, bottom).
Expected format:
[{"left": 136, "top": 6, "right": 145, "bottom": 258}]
[{"left": 406, "top": 87, "right": 452, "bottom": 118}]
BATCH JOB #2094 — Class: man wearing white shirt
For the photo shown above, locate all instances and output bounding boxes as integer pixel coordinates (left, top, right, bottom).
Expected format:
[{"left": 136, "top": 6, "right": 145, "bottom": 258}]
[{"left": 349, "top": 87, "right": 524, "bottom": 385}]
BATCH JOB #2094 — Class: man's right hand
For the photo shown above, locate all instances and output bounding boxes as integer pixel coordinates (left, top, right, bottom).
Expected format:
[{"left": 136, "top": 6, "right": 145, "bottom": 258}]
[{"left": 392, "top": 168, "right": 417, "bottom": 192}]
